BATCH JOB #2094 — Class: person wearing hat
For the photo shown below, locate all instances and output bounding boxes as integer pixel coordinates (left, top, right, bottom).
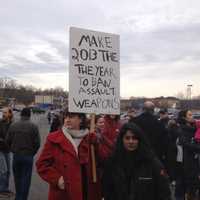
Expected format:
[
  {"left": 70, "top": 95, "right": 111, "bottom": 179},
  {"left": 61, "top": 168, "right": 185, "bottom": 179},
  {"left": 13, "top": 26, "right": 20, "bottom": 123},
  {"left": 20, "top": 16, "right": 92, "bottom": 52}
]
[
  {"left": 36, "top": 109, "right": 110, "bottom": 200},
  {"left": 6, "top": 107, "right": 40, "bottom": 200}
]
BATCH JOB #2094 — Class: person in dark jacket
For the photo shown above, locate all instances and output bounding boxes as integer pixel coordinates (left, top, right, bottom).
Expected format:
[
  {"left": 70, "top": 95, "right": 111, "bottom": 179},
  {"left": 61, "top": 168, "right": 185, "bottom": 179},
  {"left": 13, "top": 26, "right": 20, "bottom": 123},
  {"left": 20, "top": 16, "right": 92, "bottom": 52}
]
[
  {"left": 49, "top": 113, "right": 61, "bottom": 133},
  {"left": 159, "top": 108, "right": 170, "bottom": 129},
  {"left": 166, "top": 119, "right": 180, "bottom": 182},
  {"left": 103, "top": 123, "right": 172, "bottom": 200},
  {"left": 47, "top": 111, "right": 51, "bottom": 124},
  {"left": 177, "top": 110, "right": 200, "bottom": 200},
  {"left": 6, "top": 108, "right": 40, "bottom": 200},
  {"left": 130, "top": 101, "right": 168, "bottom": 163},
  {"left": 0, "top": 107, "right": 14, "bottom": 197}
]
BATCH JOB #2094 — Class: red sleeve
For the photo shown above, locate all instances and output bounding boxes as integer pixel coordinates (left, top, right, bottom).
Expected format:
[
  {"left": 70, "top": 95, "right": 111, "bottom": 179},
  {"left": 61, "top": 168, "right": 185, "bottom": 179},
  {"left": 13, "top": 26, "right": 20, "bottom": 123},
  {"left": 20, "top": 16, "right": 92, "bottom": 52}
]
[
  {"left": 96, "top": 132, "right": 115, "bottom": 161},
  {"left": 36, "top": 139, "right": 61, "bottom": 187}
]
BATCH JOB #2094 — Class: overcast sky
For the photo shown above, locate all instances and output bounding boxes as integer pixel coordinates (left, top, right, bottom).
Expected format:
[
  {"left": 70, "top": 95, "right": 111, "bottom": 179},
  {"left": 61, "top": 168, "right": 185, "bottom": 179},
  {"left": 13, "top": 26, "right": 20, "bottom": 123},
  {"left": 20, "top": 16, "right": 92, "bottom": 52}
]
[{"left": 0, "top": 0, "right": 200, "bottom": 98}]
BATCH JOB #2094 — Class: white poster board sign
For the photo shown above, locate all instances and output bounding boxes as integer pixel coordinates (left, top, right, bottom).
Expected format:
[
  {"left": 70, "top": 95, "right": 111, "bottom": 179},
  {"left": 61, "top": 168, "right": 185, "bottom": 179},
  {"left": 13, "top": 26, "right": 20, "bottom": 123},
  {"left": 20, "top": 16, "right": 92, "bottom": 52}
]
[{"left": 69, "top": 27, "right": 120, "bottom": 114}]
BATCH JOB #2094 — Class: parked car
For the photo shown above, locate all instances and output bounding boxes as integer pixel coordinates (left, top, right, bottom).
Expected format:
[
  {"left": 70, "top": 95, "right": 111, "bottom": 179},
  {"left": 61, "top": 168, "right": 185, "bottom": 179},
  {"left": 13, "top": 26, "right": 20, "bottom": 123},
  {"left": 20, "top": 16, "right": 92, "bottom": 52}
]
[
  {"left": 13, "top": 107, "right": 21, "bottom": 112},
  {"left": 30, "top": 107, "right": 46, "bottom": 114},
  {"left": 193, "top": 113, "right": 200, "bottom": 120}
]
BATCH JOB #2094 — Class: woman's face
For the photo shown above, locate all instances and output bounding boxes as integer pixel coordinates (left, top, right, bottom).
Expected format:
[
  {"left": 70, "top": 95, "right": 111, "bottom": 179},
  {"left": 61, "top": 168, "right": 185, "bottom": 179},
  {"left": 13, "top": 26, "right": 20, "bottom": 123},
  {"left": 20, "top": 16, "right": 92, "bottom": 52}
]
[
  {"left": 123, "top": 130, "right": 139, "bottom": 152},
  {"left": 96, "top": 117, "right": 105, "bottom": 131},
  {"left": 185, "top": 110, "right": 194, "bottom": 123},
  {"left": 3, "top": 108, "right": 12, "bottom": 121},
  {"left": 63, "top": 115, "right": 81, "bottom": 130}
]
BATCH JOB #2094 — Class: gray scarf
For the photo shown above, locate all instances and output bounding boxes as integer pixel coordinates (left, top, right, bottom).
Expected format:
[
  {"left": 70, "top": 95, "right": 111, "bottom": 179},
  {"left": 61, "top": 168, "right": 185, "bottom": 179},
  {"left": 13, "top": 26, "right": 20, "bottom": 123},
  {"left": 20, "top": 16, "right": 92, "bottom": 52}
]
[{"left": 62, "top": 127, "right": 89, "bottom": 153}]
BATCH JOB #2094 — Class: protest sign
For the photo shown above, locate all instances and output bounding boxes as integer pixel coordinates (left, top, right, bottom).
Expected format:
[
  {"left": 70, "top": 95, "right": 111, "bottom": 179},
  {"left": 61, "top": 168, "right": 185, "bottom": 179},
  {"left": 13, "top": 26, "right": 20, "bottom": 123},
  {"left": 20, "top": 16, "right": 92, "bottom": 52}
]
[{"left": 69, "top": 27, "right": 120, "bottom": 114}]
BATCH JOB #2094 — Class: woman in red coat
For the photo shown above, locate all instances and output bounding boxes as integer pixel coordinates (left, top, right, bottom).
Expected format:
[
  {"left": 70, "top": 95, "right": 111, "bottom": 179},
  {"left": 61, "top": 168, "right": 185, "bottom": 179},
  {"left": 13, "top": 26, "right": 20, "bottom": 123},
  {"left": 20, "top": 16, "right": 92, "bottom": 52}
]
[
  {"left": 36, "top": 110, "right": 107, "bottom": 200},
  {"left": 103, "top": 115, "right": 121, "bottom": 147}
]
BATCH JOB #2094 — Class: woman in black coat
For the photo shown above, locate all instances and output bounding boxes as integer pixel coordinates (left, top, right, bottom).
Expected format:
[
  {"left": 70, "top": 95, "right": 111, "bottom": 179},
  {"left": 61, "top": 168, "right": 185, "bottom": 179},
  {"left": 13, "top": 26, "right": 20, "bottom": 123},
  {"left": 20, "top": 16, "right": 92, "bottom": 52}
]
[
  {"left": 103, "top": 123, "right": 171, "bottom": 200},
  {"left": 177, "top": 110, "right": 200, "bottom": 200}
]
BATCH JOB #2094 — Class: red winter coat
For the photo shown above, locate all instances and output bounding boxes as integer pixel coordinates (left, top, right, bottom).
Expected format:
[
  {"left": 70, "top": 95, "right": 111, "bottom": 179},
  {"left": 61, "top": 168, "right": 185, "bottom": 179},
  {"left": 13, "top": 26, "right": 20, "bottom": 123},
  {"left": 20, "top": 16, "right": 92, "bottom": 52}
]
[
  {"left": 195, "top": 120, "right": 200, "bottom": 141},
  {"left": 103, "top": 116, "right": 121, "bottom": 145},
  {"left": 36, "top": 130, "right": 107, "bottom": 200}
]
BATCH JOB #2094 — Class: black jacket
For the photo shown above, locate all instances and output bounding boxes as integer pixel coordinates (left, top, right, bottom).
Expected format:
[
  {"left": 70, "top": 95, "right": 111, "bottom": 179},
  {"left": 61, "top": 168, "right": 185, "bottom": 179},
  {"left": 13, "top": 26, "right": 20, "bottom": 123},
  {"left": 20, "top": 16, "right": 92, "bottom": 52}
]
[
  {"left": 166, "top": 123, "right": 180, "bottom": 181},
  {"left": 103, "top": 155, "right": 171, "bottom": 200},
  {"left": 0, "top": 119, "right": 12, "bottom": 152},
  {"left": 178, "top": 124, "right": 200, "bottom": 188},
  {"left": 6, "top": 117, "right": 40, "bottom": 156},
  {"left": 130, "top": 112, "right": 168, "bottom": 161}
]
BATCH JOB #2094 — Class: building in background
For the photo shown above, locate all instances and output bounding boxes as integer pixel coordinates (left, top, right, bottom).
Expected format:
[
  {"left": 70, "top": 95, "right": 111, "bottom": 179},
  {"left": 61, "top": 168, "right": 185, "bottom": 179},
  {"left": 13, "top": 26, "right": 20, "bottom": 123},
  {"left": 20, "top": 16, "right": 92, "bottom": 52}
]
[
  {"left": 35, "top": 95, "right": 53, "bottom": 109},
  {"left": 35, "top": 95, "right": 68, "bottom": 109}
]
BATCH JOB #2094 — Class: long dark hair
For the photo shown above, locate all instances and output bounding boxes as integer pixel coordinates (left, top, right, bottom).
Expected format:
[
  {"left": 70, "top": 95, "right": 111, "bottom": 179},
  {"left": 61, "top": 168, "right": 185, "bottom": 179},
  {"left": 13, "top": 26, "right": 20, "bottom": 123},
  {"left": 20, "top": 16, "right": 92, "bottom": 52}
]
[
  {"left": 112, "top": 123, "right": 154, "bottom": 164},
  {"left": 177, "top": 109, "right": 189, "bottom": 125}
]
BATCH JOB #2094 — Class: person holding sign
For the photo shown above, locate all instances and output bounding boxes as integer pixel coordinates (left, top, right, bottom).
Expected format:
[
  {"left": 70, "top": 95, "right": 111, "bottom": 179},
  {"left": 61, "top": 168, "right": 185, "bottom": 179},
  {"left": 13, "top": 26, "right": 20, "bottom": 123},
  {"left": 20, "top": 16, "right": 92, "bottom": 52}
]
[
  {"left": 36, "top": 109, "right": 109, "bottom": 200},
  {"left": 102, "top": 123, "right": 172, "bottom": 200}
]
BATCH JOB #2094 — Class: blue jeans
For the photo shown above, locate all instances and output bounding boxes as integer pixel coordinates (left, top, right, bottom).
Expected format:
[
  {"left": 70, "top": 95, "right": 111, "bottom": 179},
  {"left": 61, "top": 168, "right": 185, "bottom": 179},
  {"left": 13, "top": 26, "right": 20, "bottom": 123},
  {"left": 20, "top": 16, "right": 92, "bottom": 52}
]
[
  {"left": 0, "top": 152, "right": 10, "bottom": 192},
  {"left": 13, "top": 154, "right": 33, "bottom": 200}
]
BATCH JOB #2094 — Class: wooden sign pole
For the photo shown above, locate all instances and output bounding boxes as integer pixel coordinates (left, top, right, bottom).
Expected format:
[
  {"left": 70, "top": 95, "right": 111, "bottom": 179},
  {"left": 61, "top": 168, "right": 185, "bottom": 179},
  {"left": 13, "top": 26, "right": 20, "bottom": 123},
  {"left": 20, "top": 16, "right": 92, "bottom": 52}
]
[{"left": 90, "top": 113, "right": 97, "bottom": 183}]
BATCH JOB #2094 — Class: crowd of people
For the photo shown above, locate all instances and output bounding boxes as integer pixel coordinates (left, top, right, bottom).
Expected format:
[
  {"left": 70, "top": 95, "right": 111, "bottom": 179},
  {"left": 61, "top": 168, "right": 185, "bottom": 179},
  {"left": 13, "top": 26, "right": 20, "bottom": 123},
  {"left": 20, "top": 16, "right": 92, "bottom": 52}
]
[
  {"left": 0, "top": 107, "right": 40, "bottom": 199},
  {"left": 0, "top": 101, "right": 200, "bottom": 200}
]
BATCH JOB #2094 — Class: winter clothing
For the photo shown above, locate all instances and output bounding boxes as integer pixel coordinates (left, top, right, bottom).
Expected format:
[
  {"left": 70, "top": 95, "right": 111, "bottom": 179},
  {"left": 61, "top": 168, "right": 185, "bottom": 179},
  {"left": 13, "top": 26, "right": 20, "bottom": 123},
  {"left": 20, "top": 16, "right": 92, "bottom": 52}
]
[
  {"left": 36, "top": 129, "right": 109, "bottom": 200},
  {"left": 130, "top": 112, "right": 168, "bottom": 161},
  {"left": 178, "top": 123, "right": 200, "bottom": 192},
  {"left": 195, "top": 120, "right": 200, "bottom": 141},
  {"left": 47, "top": 112, "right": 51, "bottom": 124},
  {"left": 6, "top": 116, "right": 40, "bottom": 200},
  {"left": 103, "top": 115, "right": 121, "bottom": 145},
  {"left": 0, "top": 119, "right": 12, "bottom": 193},
  {"left": 6, "top": 117, "right": 40, "bottom": 156},
  {"left": 103, "top": 157, "right": 171, "bottom": 200},
  {"left": 166, "top": 121, "right": 180, "bottom": 181},
  {"left": 103, "top": 123, "right": 171, "bottom": 200},
  {"left": 21, "top": 108, "right": 31, "bottom": 118},
  {"left": 50, "top": 115, "right": 61, "bottom": 133},
  {"left": 159, "top": 117, "right": 170, "bottom": 129},
  {"left": 0, "top": 120, "right": 12, "bottom": 153}
]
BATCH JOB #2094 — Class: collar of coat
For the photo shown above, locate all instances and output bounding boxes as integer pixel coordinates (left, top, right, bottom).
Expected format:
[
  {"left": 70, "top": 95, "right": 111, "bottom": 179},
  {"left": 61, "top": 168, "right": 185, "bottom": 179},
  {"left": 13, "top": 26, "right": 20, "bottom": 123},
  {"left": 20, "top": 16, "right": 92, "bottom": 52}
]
[
  {"left": 62, "top": 127, "right": 88, "bottom": 155},
  {"left": 47, "top": 130, "right": 89, "bottom": 161}
]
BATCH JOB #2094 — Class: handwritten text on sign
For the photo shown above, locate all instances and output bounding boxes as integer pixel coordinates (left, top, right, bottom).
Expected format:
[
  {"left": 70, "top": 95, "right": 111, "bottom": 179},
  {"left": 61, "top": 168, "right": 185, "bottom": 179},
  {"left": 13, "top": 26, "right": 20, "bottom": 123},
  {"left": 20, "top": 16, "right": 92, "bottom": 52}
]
[{"left": 69, "top": 27, "right": 120, "bottom": 114}]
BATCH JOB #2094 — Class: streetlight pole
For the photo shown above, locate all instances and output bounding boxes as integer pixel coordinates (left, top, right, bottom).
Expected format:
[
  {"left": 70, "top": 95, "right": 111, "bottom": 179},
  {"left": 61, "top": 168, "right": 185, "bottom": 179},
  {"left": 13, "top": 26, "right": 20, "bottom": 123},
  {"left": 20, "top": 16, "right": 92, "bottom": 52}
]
[
  {"left": 186, "top": 84, "right": 193, "bottom": 109},
  {"left": 187, "top": 84, "right": 193, "bottom": 100}
]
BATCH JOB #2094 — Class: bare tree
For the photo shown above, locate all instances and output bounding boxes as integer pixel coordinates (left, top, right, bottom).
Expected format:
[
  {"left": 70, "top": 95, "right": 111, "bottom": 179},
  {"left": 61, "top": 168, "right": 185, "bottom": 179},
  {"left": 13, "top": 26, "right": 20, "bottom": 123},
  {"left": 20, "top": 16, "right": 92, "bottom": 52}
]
[{"left": 0, "top": 77, "right": 68, "bottom": 106}]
